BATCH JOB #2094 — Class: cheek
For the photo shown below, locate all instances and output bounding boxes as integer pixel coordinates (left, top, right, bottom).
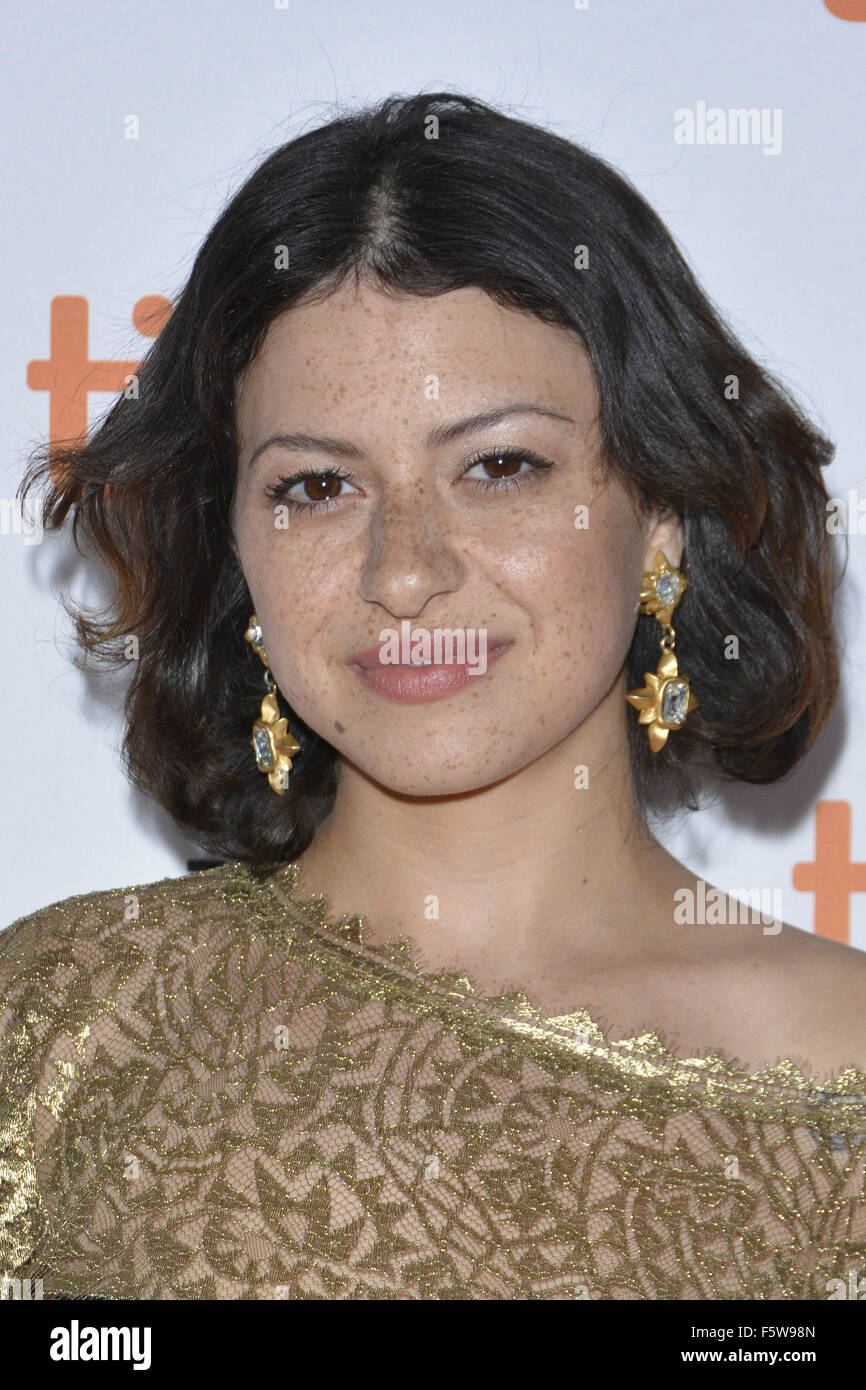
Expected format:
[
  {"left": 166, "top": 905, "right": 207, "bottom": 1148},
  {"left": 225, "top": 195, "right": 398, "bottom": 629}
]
[
  {"left": 237, "top": 487, "right": 339, "bottom": 600},
  {"left": 493, "top": 512, "right": 642, "bottom": 695},
  {"left": 239, "top": 536, "right": 357, "bottom": 715}
]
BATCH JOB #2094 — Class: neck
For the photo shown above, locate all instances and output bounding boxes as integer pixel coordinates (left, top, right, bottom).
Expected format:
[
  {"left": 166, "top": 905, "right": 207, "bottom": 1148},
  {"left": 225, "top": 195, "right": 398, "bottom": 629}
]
[{"left": 291, "top": 688, "right": 688, "bottom": 984}]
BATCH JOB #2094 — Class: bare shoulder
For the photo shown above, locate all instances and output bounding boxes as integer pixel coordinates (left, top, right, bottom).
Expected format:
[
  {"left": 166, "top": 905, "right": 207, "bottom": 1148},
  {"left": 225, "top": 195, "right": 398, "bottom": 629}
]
[
  {"left": 646, "top": 865, "right": 866, "bottom": 1081},
  {"left": 774, "top": 919, "right": 866, "bottom": 1015},
  {"left": 715, "top": 912, "right": 866, "bottom": 1082}
]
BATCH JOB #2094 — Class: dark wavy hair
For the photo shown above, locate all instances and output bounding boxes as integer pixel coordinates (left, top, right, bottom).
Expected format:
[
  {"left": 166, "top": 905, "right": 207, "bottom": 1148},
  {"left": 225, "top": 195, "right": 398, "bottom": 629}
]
[{"left": 19, "top": 90, "right": 841, "bottom": 866}]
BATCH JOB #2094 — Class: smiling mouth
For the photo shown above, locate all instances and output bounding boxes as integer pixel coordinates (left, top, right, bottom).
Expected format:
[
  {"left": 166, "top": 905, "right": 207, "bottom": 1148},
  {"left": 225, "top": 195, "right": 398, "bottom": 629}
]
[
  {"left": 347, "top": 641, "right": 513, "bottom": 703},
  {"left": 370, "top": 645, "right": 509, "bottom": 668},
  {"left": 350, "top": 641, "right": 512, "bottom": 670}
]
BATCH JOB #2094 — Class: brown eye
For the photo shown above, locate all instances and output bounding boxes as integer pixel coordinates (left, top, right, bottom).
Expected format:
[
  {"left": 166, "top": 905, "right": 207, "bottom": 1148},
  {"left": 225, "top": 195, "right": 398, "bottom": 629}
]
[
  {"left": 302, "top": 473, "right": 344, "bottom": 501},
  {"left": 263, "top": 468, "right": 358, "bottom": 509},
  {"left": 462, "top": 447, "right": 554, "bottom": 491},
  {"left": 480, "top": 453, "right": 523, "bottom": 478}
]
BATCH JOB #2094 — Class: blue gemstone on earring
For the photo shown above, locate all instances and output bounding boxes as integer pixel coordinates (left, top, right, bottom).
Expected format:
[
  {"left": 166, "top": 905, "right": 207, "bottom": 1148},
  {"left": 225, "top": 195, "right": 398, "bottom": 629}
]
[
  {"left": 660, "top": 679, "right": 689, "bottom": 727},
  {"left": 656, "top": 572, "right": 681, "bottom": 606},
  {"left": 253, "top": 728, "right": 275, "bottom": 768}
]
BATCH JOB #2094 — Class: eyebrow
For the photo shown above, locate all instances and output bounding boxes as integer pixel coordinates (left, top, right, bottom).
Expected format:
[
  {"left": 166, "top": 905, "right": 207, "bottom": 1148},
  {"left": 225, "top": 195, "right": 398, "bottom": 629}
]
[{"left": 245, "top": 402, "right": 577, "bottom": 471}]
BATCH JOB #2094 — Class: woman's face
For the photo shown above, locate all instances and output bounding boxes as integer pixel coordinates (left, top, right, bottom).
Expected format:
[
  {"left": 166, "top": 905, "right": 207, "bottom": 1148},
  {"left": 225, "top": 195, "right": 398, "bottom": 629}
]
[{"left": 231, "top": 279, "right": 676, "bottom": 795}]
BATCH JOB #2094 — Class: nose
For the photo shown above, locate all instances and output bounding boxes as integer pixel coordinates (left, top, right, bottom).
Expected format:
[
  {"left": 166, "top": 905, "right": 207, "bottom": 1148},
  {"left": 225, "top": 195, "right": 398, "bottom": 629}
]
[{"left": 357, "top": 483, "right": 467, "bottom": 619}]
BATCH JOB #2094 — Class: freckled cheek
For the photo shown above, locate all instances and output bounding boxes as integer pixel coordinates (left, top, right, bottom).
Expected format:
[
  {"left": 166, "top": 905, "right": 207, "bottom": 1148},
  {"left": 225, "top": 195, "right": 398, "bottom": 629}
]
[
  {"left": 244, "top": 549, "right": 355, "bottom": 710},
  {"left": 498, "top": 536, "right": 637, "bottom": 683}
]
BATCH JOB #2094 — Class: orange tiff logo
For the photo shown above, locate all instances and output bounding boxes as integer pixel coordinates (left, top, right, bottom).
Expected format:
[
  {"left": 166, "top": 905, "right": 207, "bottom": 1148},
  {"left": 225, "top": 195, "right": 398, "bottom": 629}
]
[
  {"left": 27, "top": 294, "right": 172, "bottom": 471},
  {"left": 794, "top": 801, "right": 866, "bottom": 943},
  {"left": 823, "top": 0, "right": 866, "bottom": 17}
]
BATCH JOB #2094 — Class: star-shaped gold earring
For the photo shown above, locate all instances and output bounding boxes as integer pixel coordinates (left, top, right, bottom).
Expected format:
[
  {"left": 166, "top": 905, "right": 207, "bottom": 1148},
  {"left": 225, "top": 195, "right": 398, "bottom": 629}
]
[
  {"left": 244, "top": 613, "right": 302, "bottom": 794},
  {"left": 637, "top": 550, "right": 688, "bottom": 627},
  {"left": 626, "top": 649, "right": 699, "bottom": 752},
  {"left": 626, "top": 550, "right": 698, "bottom": 751},
  {"left": 251, "top": 690, "right": 301, "bottom": 794}
]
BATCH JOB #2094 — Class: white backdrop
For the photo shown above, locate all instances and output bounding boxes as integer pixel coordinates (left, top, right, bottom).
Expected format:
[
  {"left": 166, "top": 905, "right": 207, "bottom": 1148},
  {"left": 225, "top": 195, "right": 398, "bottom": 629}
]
[{"left": 3, "top": 0, "right": 865, "bottom": 949}]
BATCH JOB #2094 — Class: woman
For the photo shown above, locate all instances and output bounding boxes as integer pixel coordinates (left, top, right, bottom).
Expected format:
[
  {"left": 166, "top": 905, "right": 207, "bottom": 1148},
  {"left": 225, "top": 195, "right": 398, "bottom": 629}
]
[{"left": 2, "top": 91, "right": 865, "bottom": 1301}]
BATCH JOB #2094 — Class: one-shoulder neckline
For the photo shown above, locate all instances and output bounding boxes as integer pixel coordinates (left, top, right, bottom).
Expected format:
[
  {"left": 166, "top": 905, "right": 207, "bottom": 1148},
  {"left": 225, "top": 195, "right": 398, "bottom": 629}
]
[{"left": 220, "top": 858, "right": 866, "bottom": 1120}]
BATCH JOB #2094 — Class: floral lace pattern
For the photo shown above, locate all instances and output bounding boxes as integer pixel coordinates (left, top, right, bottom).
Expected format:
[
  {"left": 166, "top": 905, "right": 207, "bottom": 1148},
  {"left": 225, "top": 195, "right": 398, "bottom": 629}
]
[{"left": 1, "top": 860, "right": 865, "bottom": 1300}]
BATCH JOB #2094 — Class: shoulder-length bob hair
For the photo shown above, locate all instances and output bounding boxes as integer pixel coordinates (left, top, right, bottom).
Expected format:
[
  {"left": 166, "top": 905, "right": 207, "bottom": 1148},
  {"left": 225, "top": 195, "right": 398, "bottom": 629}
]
[{"left": 20, "top": 91, "right": 841, "bottom": 866}]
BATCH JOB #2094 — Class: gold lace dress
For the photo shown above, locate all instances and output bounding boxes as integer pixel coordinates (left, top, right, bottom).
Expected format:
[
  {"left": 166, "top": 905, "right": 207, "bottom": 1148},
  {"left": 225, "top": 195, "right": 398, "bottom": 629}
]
[{"left": 1, "top": 860, "right": 865, "bottom": 1300}]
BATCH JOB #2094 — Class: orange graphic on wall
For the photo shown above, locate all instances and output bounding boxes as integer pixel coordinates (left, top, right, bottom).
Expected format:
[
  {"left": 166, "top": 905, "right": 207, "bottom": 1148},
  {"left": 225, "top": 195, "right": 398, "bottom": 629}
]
[
  {"left": 27, "top": 294, "right": 172, "bottom": 485},
  {"left": 823, "top": 0, "right": 866, "bottom": 19},
  {"left": 793, "top": 800, "right": 866, "bottom": 943}
]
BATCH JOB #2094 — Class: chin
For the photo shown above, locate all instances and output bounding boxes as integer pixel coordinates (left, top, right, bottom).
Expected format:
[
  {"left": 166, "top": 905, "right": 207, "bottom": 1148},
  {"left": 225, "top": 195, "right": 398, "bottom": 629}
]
[
  {"left": 370, "top": 766, "right": 514, "bottom": 797},
  {"left": 341, "top": 736, "right": 541, "bottom": 797}
]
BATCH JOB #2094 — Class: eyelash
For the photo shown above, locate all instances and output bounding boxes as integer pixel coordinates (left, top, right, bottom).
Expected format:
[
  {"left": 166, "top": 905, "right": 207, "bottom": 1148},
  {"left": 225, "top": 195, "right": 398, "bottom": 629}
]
[{"left": 262, "top": 446, "right": 555, "bottom": 512}]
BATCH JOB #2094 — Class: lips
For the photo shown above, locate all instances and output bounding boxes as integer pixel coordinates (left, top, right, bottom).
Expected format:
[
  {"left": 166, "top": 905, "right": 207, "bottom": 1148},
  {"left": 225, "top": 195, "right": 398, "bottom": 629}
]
[
  {"left": 351, "top": 644, "right": 399, "bottom": 670},
  {"left": 350, "top": 640, "right": 510, "bottom": 668},
  {"left": 349, "top": 640, "right": 513, "bottom": 703}
]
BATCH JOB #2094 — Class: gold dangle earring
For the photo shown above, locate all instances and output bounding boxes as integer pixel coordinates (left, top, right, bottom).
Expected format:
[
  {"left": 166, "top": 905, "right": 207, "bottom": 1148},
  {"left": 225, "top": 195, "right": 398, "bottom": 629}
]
[
  {"left": 243, "top": 614, "right": 301, "bottom": 794},
  {"left": 626, "top": 550, "right": 698, "bottom": 752}
]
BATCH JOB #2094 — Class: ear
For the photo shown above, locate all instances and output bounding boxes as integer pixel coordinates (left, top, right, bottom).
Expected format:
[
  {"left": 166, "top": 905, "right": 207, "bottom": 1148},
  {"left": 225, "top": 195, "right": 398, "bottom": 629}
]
[{"left": 642, "top": 508, "right": 684, "bottom": 573}]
